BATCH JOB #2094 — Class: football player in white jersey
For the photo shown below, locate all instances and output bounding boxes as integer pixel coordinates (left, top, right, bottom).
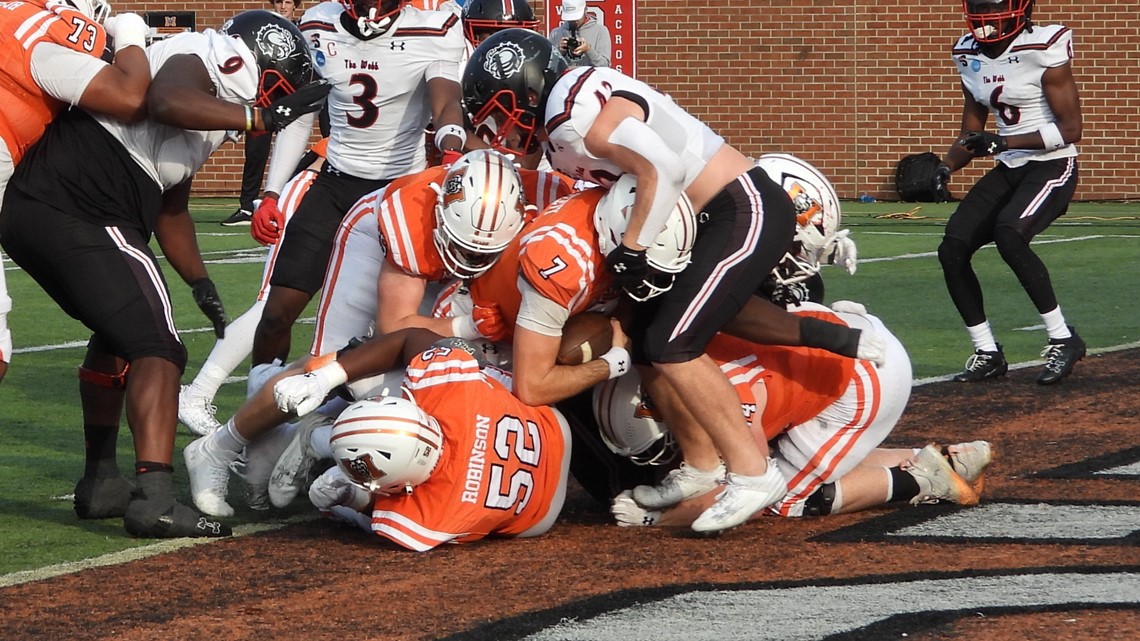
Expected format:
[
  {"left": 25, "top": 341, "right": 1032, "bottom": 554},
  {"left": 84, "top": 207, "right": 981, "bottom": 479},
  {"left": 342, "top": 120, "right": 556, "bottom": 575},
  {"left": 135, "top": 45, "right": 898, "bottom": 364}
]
[
  {"left": 247, "top": 0, "right": 467, "bottom": 382},
  {"left": 461, "top": 29, "right": 884, "bottom": 532},
  {"left": 933, "top": 0, "right": 1084, "bottom": 385},
  {"left": 0, "top": 10, "right": 328, "bottom": 538}
]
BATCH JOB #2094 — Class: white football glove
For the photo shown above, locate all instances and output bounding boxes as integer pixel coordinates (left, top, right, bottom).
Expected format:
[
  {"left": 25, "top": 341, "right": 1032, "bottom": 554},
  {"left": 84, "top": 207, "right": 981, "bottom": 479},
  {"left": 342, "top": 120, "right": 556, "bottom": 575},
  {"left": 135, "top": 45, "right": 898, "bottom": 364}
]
[
  {"left": 309, "top": 467, "right": 371, "bottom": 511},
  {"left": 611, "top": 490, "right": 662, "bottom": 527},
  {"left": 273, "top": 362, "right": 348, "bottom": 416},
  {"left": 103, "top": 13, "right": 149, "bottom": 52},
  {"left": 856, "top": 330, "right": 888, "bottom": 366},
  {"left": 827, "top": 229, "right": 858, "bottom": 275},
  {"left": 831, "top": 300, "right": 868, "bottom": 316}
]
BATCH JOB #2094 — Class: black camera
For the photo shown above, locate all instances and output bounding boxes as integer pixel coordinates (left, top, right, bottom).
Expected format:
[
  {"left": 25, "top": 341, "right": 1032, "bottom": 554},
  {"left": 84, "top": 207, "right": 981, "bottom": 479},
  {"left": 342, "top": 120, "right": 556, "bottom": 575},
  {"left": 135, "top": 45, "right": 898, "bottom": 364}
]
[{"left": 565, "top": 28, "right": 582, "bottom": 58}]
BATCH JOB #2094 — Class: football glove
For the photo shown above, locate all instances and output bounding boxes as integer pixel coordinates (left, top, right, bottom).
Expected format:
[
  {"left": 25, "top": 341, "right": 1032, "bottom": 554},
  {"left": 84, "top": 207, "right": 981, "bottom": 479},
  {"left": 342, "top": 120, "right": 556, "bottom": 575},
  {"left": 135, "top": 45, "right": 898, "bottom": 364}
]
[
  {"left": 441, "top": 149, "right": 462, "bottom": 168},
  {"left": 260, "top": 80, "right": 332, "bottom": 132},
  {"left": 273, "top": 362, "right": 348, "bottom": 416},
  {"left": 827, "top": 229, "right": 858, "bottom": 275},
  {"left": 103, "top": 13, "right": 148, "bottom": 52},
  {"left": 251, "top": 196, "right": 284, "bottom": 245},
  {"left": 958, "top": 131, "right": 1008, "bottom": 157},
  {"left": 451, "top": 304, "right": 507, "bottom": 342},
  {"left": 604, "top": 245, "right": 649, "bottom": 297},
  {"left": 856, "top": 329, "right": 888, "bottom": 366},
  {"left": 611, "top": 490, "right": 661, "bottom": 527},
  {"left": 190, "top": 278, "right": 226, "bottom": 339},
  {"left": 831, "top": 300, "right": 868, "bottom": 316},
  {"left": 309, "top": 467, "right": 372, "bottom": 512},
  {"left": 932, "top": 162, "right": 952, "bottom": 196}
]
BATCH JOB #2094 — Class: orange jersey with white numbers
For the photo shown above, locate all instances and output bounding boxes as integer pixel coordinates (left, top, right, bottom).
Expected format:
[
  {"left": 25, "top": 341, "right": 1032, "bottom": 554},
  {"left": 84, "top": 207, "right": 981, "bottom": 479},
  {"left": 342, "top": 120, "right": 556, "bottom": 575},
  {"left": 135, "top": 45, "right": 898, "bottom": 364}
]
[
  {"left": 0, "top": 1, "right": 107, "bottom": 162},
  {"left": 468, "top": 187, "right": 611, "bottom": 337},
  {"left": 369, "top": 346, "right": 568, "bottom": 551},
  {"left": 378, "top": 166, "right": 574, "bottom": 280},
  {"left": 707, "top": 308, "right": 856, "bottom": 440}
]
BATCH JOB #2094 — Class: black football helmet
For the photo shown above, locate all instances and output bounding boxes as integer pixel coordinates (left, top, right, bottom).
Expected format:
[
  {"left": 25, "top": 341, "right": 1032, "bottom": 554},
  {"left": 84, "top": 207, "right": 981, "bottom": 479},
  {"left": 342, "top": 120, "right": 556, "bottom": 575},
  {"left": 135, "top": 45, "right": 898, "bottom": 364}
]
[
  {"left": 963, "top": 0, "right": 1033, "bottom": 44},
  {"left": 461, "top": 28, "right": 567, "bottom": 156},
  {"left": 461, "top": 0, "right": 539, "bottom": 45},
  {"left": 222, "top": 10, "right": 318, "bottom": 107}
]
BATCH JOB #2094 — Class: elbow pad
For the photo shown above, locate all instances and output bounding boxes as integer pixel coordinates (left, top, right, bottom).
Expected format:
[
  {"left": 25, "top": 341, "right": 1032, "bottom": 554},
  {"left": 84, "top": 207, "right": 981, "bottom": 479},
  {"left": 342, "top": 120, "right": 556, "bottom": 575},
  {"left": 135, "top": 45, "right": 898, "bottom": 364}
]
[{"left": 606, "top": 117, "right": 686, "bottom": 247}]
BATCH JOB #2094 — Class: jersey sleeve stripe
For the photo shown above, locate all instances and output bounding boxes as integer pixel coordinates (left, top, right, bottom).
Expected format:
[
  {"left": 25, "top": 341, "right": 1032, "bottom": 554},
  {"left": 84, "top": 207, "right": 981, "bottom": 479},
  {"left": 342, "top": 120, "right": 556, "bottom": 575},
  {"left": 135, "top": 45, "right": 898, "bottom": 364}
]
[
  {"left": 378, "top": 194, "right": 420, "bottom": 274},
  {"left": 372, "top": 510, "right": 462, "bottom": 551},
  {"left": 18, "top": 11, "right": 56, "bottom": 48},
  {"left": 299, "top": 19, "right": 337, "bottom": 32},
  {"left": 1010, "top": 26, "right": 1069, "bottom": 53},
  {"left": 546, "top": 67, "right": 596, "bottom": 133},
  {"left": 392, "top": 14, "right": 459, "bottom": 37}
]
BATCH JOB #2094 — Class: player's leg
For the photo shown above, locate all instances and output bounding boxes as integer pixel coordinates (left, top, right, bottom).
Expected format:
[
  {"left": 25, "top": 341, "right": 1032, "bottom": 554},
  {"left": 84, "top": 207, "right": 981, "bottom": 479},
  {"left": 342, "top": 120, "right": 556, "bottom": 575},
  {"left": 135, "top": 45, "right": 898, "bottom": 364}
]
[
  {"left": 939, "top": 166, "right": 1010, "bottom": 381},
  {"left": 74, "top": 345, "right": 133, "bottom": 519},
  {"left": 992, "top": 158, "right": 1083, "bottom": 384}
]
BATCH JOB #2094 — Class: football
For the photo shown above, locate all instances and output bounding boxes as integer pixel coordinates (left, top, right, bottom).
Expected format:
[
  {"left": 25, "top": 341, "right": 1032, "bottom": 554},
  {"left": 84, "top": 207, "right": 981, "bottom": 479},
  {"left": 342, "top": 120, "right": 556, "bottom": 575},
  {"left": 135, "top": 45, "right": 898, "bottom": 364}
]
[{"left": 557, "top": 312, "right": 614, "bottom": 366}]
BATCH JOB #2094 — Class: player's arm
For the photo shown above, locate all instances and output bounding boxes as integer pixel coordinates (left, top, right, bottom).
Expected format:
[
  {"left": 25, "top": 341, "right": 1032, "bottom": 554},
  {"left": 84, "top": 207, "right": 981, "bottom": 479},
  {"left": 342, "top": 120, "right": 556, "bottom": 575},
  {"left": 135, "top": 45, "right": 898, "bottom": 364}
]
[
  {"left": 376, "top": 261, "right": 455, "bottom": 336},
  {"left": 153, "top": 180, "right": 208, "bottom": 285},
  {"left": 942, "top": 83, "right": 989, "bottom": 172},
  {"left": 1040, "top": 62, "right": 1082, "bottom": 145},
  {"left": 145, "top": 54, "right": 255, "bottom": 131},
  {"left": 583, "top": 96, "right": 685, "bottom": 249},
  {"left": 71, "top": 42, "right": 150, "bottom": 122},
  {"left": 427, "top": 76, "right": 466, "bottom": 158}
]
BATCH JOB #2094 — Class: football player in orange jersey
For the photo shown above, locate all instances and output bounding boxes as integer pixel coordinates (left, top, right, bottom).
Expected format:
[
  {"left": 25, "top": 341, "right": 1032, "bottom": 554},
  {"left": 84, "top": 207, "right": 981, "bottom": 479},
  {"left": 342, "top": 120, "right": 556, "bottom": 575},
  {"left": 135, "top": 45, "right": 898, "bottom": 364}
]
[
  {"left": 0, "top": 0, "right": 152, "bottom": 382},
  {"left": 608, "top": 301, "right": 994, "bottom": 529}
]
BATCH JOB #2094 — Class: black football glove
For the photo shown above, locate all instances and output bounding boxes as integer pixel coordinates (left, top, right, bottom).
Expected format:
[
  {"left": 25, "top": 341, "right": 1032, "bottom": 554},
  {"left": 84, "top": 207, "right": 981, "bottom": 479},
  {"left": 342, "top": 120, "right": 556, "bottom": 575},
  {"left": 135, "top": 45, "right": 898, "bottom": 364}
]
[
  {"left": 932, "top": 162, "right": 952, "bottom": 198},
  {"left": 958, "top": 131, "right": 1008, "bottom": 157},
  {"left": 604, "top": 245, "right": 649, "bottom": 298},
  {"left": 191, "top": 278, "right": 226, "bottom": 339},
  {"left": 261, "top": 80, "right": 332, "bottom": 132}
]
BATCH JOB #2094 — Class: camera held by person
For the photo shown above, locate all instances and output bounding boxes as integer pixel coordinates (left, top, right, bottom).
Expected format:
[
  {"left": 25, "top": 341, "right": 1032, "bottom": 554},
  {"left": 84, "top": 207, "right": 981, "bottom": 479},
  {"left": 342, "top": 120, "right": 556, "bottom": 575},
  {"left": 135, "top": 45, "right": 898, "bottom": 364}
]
[{"left": 549, "top": 0, "right": 611, "bottom": 68}]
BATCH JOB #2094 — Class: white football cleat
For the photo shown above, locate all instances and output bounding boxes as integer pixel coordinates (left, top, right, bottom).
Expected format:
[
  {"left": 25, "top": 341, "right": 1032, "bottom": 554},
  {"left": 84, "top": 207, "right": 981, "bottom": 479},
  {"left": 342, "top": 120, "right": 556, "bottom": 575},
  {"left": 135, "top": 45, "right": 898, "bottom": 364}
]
[
  {"left": 691, "top": 461, "right": 787, "bottom": 533},
  {"left": 184, "top": 437, "right": 239, "bottom": 517},
  {"left": 945, "top": 440, "right": 994, "bottom": 494},
  {"left": 905, "top": 444, "right": 980, "bottom": 506},
  {"left": 178, "top": 385, "right": 221, "bottom": 436},
  {"left": 232, "top": 422, "right": 297, "bottom": 510},
  {"left": 632, "top": 461, "right": 725, "bottom": 509},
  {"left": 269, "top": 413, "right": 334, "bottom": 508}
]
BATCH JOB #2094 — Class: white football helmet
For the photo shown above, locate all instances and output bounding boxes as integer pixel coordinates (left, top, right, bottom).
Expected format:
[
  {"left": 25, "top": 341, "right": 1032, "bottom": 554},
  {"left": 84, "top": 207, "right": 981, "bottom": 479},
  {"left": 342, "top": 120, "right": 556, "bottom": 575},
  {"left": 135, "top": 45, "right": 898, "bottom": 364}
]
[
  {"left": 594, "top": 174, "right": 698, "bottom": 302},
  {"left": 49, "top": 0, "right": 111, "bottom": 22},
  {"left": 592, "top": 369, "right": 677, "bottom": 466},
  {"left": 756, "top": 153, "right": 842, "bottom": 285},
  {"left": 330, "top": 396, "right": 444, "bottom": 495},
  {"left": 433, "top": 149, "right": 527, "bottom": 279}
]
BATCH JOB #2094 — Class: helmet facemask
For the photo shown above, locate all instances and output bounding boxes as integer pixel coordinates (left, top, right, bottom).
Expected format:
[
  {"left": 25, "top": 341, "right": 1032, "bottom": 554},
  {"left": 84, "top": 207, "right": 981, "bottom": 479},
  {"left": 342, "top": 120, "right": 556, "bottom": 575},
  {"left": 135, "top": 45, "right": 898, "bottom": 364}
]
[
  {"left": 467, "top": 89, "right": 543, "bottom": 156},
  {"left": 964, "top": 0, "right": 1033, "bottom": 44},
  {"left": 57, "top": 0, "right": 110, "bottom": 23},
  {"left": 593, "top": 369, "right": 679, "bottom": 466},
  {"left": 461, "top": 0, "right": 539, "bottom": 46},
  {"left": 344, "top": 0, "right": 404, "bottom": 36}
]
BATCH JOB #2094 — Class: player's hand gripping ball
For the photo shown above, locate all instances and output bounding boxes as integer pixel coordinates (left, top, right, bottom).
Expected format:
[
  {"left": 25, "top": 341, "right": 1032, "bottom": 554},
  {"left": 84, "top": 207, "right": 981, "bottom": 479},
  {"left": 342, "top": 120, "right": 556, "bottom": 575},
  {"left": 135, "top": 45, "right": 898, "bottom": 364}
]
[{"left": 556, "top": 312, "right": 614, "bottom": 365}]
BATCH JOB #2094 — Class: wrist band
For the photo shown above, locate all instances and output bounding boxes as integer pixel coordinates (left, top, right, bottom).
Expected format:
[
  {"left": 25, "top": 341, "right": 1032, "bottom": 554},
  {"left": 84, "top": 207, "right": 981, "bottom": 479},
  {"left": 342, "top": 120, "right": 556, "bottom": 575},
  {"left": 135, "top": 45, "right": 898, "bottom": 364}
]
[
  {"left": 450, "top": 315, "right": 480, "bottom": 340},
  {"left": 599, "top": 346, "right": 630, "bottom": 379},
  {"left": 434, "top": 124, "right": 467, "bottom": 151},
  {"left": 244, "top": 105, "right": 254, "bottom": 132},
  {"left": 1039, "top": 122, "right": 1065, "bottom": 150}
]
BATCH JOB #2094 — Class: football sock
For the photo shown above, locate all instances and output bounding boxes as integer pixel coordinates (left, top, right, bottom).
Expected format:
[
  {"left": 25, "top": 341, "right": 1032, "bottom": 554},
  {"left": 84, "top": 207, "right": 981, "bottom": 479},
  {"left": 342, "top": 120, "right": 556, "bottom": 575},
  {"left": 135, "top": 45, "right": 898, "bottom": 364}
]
[
  {"left": 311, "top": 423, "right": 334, "bottom": 459},
  {"left": 195, "top": 299, "right": 267, "bottom": 393},
  {"left": 82, "top": 423, "right": 120, "bottom": 478},
  {"left": 966, "top": 321, "right": 999, "bottom": 353},
  {"left": 887, "top": 466, "right": 921, "bottom": 503},
  {"left": 215, "top": 419, "right": 249, "bottom": 453},
  {"left": 1040, "top": 307, "right": 1072, "bottom": 340}
]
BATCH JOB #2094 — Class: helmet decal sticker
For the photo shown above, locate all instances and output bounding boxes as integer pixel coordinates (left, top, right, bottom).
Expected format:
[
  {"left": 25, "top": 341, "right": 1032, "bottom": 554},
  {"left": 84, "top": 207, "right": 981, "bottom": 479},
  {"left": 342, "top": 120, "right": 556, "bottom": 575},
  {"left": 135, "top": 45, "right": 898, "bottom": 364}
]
[{"left": 484, "top": 41, "right": 526, "bottom": 80}]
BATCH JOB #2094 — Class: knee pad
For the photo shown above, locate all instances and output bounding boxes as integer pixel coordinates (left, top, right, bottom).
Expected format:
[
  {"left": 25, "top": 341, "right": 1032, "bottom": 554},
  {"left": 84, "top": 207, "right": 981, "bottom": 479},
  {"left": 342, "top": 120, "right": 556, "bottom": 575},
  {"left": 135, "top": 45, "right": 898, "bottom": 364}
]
[
  {"left": 803, "top": 482, "right": 836, "bottom": 516},
  {"left": 937, "top": 237, "right": 970, "bottom": 270},
  {"left": 78, "top": 363, "right": 131, "bottom": 389}
]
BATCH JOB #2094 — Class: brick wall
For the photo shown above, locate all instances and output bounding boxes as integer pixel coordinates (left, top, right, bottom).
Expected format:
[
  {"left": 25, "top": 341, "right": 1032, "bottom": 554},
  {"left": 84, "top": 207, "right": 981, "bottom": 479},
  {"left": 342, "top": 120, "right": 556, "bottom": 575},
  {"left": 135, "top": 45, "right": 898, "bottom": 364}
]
[{"left": 116, "top": 0, "right": 1138, "bottom": 201}]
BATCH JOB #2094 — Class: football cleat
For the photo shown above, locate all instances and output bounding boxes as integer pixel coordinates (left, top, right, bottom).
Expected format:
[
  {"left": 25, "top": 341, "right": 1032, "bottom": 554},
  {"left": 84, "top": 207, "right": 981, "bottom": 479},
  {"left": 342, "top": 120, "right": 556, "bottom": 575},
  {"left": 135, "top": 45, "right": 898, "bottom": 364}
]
[
  {"left": 220, "top": 208, "right": 253, "bottom": 226},
  {"left": 269, "top": 413, "right": 334, "bottom": 508},
  {"left": 232, "top": 422, "right": 297, "bottom": 510},
  {"left": 945, "top": 440, "right": 994, "bottom": 494},
  {"left": 73, "top": 474, "right": 134, "bottom": 519},
  {"left": 632, "top": 461, "right": 725, "bottom": 509},
  {"left": 905, "top": 444, "right": 980, "bottom": 506},
  {"left": 1037, "top": 327, "right": 1086, "bottom": 385},
  {"left": 953, "top": 345, "right": 1008, "bottom": 382},
  {"left": 122, "top": 473, "right": 231, "bottom": 538},
  {"left": 184, "top": 437, "right": 240, "bottom": 517},
  {"left": 178, "top": 385, "right": 222, "bottom": 436},
  {"left": 691, "top": 462, "right": 787, "bottom": 533}
]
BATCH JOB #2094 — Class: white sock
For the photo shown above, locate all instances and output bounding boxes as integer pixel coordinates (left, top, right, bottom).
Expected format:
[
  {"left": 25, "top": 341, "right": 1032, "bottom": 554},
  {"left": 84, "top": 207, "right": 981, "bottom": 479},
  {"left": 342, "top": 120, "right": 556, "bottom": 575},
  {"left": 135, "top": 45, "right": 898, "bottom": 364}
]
[
  {"left": 214, "top": 418, "right": 250, "bottom": 453},
  {"left": 1040, "top": 306, "right": 1072, "bottom": 340},
  {"left": 882, "top": 466, "right": 893, "bottom": 504},
  {"left": 188, "top": 361, "right": 229, "bottom": 398},
  {"left": 966, "top": 321, "right": 999, "bottom": 353},
  {"left": 196, "top": 300, "right": 266, "bottom": 392},
  {"left": 311, "top": 424, "right": 334, "bottom": 459}
]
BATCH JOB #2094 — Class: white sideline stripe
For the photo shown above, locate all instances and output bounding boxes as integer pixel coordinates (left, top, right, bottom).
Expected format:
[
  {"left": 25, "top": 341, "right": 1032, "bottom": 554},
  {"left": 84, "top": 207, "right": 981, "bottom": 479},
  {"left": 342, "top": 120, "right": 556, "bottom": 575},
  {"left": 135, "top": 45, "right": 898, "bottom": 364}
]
[
  {"left": 913, "top": 339, "right": 1140, "bottom": 386},
  {"left": 859, "top": 235, "right": 1108, "bottom": 264},
  {"left": 13, "top": 318, "right": 316, "bottom": 355},
  {"left": 0, "top": 514, "right": 318, "bottom": 588}
]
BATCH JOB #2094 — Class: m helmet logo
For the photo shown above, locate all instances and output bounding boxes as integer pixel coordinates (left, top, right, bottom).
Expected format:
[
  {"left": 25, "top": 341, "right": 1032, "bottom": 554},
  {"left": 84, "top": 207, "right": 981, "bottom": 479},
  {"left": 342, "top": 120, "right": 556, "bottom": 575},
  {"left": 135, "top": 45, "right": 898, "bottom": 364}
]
[
  {"left": 483, "top": 41, "right": 525, "bottom": 80},
  {"left": 343, "top": 453, "right": 388, "bottom": 486},
  {"left": 256, "top": 23, "right": 297, "bottom": 60},
  {"left": 442, "top": 172, "right": 466, "bottom": 208}
]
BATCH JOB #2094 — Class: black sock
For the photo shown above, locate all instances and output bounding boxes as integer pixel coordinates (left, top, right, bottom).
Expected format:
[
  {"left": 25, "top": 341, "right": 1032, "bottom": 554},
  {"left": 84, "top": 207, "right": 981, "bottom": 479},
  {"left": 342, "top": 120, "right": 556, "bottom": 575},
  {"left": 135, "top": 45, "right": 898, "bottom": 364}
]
[
  {"left": 82, "top": 423, "right": 120, "bottom": 478},
  {"left": 133, "top": 464, "right": 175, "bottom": 501},
  {"left": 888, "top": 466, "right": 921, "bottom": 503}
]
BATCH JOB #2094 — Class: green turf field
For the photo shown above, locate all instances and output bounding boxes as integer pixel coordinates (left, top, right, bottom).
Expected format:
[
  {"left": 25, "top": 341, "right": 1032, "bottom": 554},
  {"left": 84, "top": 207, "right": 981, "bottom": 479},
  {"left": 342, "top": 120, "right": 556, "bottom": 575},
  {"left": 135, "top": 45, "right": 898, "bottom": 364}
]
[{"left": 0, "top": 198, "right": 1137, "bottom": 576}]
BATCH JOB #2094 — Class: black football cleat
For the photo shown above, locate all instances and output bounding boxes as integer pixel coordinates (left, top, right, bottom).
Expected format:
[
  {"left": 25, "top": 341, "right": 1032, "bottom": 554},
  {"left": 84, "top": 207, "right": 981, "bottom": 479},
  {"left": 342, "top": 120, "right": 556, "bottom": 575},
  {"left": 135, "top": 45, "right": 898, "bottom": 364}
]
[
  {"left": 1037, "top": 326, "right": 1086, "bottom": 385},
  {"left": 953, "top": 345, "right": 1008, "bottom": 382},
  {"left": 74, "top": 474, "right": 134, "bottom": 519},
  {"left": 220, "top": 208, "right": 253, "bottom": 227},
  {"left": 122, "top": 474, "right": 231, "bottom": 538}
]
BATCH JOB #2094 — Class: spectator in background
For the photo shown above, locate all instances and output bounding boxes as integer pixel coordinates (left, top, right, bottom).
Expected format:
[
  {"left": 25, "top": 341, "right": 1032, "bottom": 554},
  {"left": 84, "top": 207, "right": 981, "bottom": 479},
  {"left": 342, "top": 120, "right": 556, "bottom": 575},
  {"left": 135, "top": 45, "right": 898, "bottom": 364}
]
[
  {"left": 549, "top": 0, "right": 609, "bottom": 67},
  {"left": 221, "top": 0, "right": 302, "bottom": 226}
]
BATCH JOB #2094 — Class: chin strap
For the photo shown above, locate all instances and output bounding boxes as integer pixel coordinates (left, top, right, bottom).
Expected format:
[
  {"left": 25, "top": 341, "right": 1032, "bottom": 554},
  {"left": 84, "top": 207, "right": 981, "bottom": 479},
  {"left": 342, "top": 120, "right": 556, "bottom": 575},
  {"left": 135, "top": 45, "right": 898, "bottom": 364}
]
[{"left": 357, "top": 8, "right": 395, "bottom": 37}]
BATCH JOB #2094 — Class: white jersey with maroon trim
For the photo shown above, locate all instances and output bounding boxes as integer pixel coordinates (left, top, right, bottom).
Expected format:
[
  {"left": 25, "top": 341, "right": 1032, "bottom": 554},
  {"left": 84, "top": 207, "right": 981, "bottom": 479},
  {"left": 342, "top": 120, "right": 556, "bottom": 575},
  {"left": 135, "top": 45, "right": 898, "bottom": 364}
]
[
  {"left": 94, "top": 30, "right": 259, "bottom": 190},
  {"left": 542, "top": 66, "right": 724, "bottom": 189},
  {"left": 301, "top": 2, "right": 464, "bottom": 180},
  {"left": 952, "top": 24, "right": 1078, "bottom": 168}
]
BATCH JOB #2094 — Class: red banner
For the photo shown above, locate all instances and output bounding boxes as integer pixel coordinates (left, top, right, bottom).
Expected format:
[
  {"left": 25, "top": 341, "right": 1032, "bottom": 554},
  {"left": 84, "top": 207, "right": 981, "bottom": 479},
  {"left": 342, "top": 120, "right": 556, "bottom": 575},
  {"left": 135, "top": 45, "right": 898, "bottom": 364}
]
[{"left": 545, "top": 0, "right": 636, "bottom": 76}]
